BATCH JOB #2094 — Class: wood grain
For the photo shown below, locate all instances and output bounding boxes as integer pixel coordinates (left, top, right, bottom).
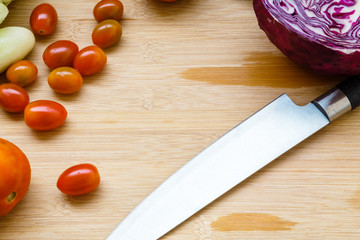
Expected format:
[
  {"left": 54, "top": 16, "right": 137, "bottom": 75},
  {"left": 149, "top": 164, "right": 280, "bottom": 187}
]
[
  {"left": 211, "top": 213, "right": 297, "bottom": 231},
  {"left": 1, "top": 0, "right": 360, "bottom": 239}
]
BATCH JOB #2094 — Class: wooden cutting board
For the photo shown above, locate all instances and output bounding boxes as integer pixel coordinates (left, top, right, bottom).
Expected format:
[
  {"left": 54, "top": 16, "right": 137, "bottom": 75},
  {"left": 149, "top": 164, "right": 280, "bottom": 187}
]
[{"left": 1, "top": 0, "right": 360, "bottom": 239}]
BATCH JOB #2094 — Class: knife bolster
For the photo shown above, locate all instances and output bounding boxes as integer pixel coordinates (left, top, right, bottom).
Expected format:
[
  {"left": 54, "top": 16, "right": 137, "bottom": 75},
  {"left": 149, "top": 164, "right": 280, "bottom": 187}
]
[{"left": 312, "top": 88, "right": 351, "bottom": 122}]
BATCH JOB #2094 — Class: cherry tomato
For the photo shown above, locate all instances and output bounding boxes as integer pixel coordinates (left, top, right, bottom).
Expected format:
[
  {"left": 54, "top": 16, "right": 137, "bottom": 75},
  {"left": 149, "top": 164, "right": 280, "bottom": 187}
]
[
  {"left": 57, "top": 163, "right": 100, "bottom": 196},
  {"left": 24, "top": 100, "right": 67, "bottom": 131},
  {"left": 73, "top": 46, "right": 107, "bottom": 76},
  {"left": 48, "top": 67, "right": 83, "bottom": 94},
  {"left": 30, "top": 3, "right": 58, "bottom": 36},
  {"left": 6, "top": 60, "right": 38, "bottom": 87},
  {"left": 93, "top": 0, "right": 124, "bottom": 22},
  {"left": 92, "top": 19, "right": 122, "bottom": 48},
  {"left": 43, "top": 40, "right": 79, "bottom": 70},
  {"left": 0, "top": 138, "right": 31, "bottom": 217},
  {"left": 0, "top": 83, "right": 30, "bottom": 113}
]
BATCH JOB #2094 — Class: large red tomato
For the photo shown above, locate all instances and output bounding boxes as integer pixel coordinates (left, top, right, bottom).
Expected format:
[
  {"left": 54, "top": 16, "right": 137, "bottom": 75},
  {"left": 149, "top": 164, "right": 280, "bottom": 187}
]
[{"left": 0, "top": 138, "right": 31, "bottom": 217}]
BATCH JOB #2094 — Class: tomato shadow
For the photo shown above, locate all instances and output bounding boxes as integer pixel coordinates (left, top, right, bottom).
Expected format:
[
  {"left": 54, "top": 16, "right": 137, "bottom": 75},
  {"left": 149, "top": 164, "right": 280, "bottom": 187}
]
[
  {"left": 0, "top": 72, "right": 7, "bottom": 83},
  {"left": 78, "top": 67, "right": 109, "bottom": 86},
  {"left": 24, "top": 80, "right": 44, "bottom": 97},
  {"left": 0, "top": 191, "right": 32, "bottom": 233},
  {"left": 1, "top": 110, "right": 25, "bottom": 122},
  {"left": 28, "top": 122, "right": 69, "bottom": 141},
  {"left": 0, "top": 211, "right": 13, "bottom": 227},
  {"left": 0, "top": 212, "right": 17, "bottom": 237},
  {"left": 61, "top": 186, "right": 102, "bottom": 206},
  {"left": 101, "top": 38, "right": 125, "bottom": 55},
  {"left": 51, "top": 90, "right": 83, "bottom": 102}
]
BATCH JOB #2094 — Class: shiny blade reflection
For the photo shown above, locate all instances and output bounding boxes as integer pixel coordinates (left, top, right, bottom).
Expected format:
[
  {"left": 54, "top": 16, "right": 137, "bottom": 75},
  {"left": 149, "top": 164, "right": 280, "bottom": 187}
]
[{"left": 107, "top": 94, "right": 329, "bottom": 240}]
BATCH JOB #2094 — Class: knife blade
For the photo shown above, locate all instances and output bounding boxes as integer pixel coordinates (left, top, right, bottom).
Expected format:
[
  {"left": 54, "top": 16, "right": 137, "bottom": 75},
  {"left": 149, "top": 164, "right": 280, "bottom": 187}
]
[{"left": 107, "top": 76, "right": 360, "bottom": 240}]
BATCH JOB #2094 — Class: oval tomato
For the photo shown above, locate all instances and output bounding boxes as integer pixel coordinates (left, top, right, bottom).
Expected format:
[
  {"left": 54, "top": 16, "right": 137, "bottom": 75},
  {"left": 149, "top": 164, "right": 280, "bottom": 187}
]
[
  {"left": 93, "top": 0, "right": 124, "bottom": 22},
  {"left": 43, "top": 40, "right": 79, "bottom": 70},
  {"left": 92, "top": 19, "right": 122, "bottom": 48},
  {"left": 57, "top": 163, "right": 100, "bottom": 196},
  {"left": 48, "top": 67, "right": 83, "bottom": 94},
  {"left": 30, "top": 3, "right": 58, "bottom": 36},
  {"left": 0, "top": 83, "right": 30, "bottom": 113},
  {"left": 6, "top": 60, "right": 38, "bottom": 87},
  {"left": 24, "top": 100, "right": 67, "bottom": 131},
  {"left": 0, "top": 138, "right": 31, "bottom": 217},
  {"left": 73, "top": 46, "right": 107, "bottom": 76}
]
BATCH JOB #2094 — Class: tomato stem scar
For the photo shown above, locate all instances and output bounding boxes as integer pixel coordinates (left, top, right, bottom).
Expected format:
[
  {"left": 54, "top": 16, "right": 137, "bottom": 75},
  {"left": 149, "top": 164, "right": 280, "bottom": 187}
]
[{"left": 6, "top": 192, "right": 16, "bottom": 202}]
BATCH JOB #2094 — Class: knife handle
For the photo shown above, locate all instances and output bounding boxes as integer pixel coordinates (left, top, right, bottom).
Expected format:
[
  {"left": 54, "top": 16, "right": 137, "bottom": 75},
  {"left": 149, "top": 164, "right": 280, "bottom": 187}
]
[
  {"left": 336, "top": 76, "right": 360, "bottom": 110},
  {"left": 312, "top": 76, "right": 360, "bottom": 122}
]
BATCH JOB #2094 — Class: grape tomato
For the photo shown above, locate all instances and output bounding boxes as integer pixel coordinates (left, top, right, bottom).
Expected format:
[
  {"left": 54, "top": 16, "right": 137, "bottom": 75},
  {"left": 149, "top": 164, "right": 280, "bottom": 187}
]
[
  {"left": 57, "top": 163, "right": 100, "bottom": 196},
  {"left": 93, "top": 0, "right": 124, "bottom": 22},
  {"left": 24, "top": 100, "right": 67, "bottom": 131},
  {"left": 0, "top": 83, "right": 29, "bottom": 113},
  {"left": 30, "top": 3, "right": 58, "bottom": 36},
  {"left": 6, "top": 60, "right": 38, "bottom": 87},
  {"left": 92, "top": 19, "right": 122, "bottom": 48},
  {"left": 73, "top": 45, "right": 107, "bottom": 76},
  {"left": 43, "top": 40, "right": 79, "bottom": 70},
  {"left": 48, "top": 67, "right": 83, "bottom": 94}
]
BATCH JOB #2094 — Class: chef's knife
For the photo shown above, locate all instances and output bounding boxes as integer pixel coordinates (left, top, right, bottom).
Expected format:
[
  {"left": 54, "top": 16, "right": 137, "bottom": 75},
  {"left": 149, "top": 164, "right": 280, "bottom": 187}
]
[{"left": 107, "top": 76, "right": 360, "bottom": 240}]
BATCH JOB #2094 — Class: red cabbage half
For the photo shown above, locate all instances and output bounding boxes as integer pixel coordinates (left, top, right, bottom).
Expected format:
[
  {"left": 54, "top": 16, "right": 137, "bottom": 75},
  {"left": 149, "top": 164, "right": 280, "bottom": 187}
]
[{"left": 253, "top": 0, "right": 360, "bottom": 75}]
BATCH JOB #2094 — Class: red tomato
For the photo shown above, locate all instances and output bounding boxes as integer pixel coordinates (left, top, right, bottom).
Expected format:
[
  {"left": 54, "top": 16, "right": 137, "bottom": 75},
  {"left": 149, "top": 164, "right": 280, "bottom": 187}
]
[
  {"left": 93, "top": 0, "right": 124, "bottom": 22},
  {"left": 48, "top": 67, "right": 83, "bottom": 94},
  {"left": 0, "top": 138, "right": 31, "bottom": 217},
  {"left": 0, "top": 83, "right": 30, "bottom": 113},
  {"left": 57, "top": 163, "right": 100, "bottom": 196},
  {"left": 43, "top": 40, "right": 79, "bottom": 70},
  {"left": 73, "top": 46, "right": 107, "bottom": 76},
  {"left": 24, "top": 100, "right": 67, "bottom": 131},
  {"left": 6, "top": 60, "right": 38, "bottom": 87},
  {"left": 92, "top": 19, "right": 122, "bottom": 48},
  {"left": 30, "top": 3, "right": 58, "bottom": 36}
]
